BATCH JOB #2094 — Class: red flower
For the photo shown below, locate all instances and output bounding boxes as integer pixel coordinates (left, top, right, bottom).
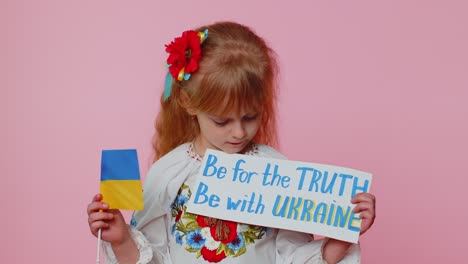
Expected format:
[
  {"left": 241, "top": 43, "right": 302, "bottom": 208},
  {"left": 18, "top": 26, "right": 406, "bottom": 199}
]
[
  {"left": 200, "top": 246, "right": 227, "bottom": 263},
  {"left": 196, "top": 215, "right": 208, "bottom": 227},
  {"left": 165, "top": 30, "right": 202, "bottom": 80}
]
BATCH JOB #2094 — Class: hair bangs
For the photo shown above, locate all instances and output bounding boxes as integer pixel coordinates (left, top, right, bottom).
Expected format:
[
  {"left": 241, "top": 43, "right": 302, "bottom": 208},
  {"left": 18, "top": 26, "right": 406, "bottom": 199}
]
[{"left": 191, "top": 66, "right": 265, "bottom": 116}]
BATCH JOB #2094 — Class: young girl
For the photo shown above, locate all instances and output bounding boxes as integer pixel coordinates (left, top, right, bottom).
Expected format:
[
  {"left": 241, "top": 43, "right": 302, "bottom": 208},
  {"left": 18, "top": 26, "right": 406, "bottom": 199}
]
[{"left": 87, "top": 21, "right": 376, "bottom": 264}]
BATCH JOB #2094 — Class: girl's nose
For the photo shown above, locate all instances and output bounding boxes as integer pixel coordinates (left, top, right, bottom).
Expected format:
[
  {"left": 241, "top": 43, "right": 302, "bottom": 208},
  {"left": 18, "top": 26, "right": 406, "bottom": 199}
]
[{"left": 232, "top": 122, "right": 246, "bottom": 139}]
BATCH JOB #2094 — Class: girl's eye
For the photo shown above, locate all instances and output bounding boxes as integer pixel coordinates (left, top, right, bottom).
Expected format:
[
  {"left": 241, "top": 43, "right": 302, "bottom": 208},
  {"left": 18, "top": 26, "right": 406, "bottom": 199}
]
[
  {"left": 243, "top": 114, "right": 258, "bottom": 121},
  {"left": 213, "top": 119, "right": 228, "bottom": 126}
]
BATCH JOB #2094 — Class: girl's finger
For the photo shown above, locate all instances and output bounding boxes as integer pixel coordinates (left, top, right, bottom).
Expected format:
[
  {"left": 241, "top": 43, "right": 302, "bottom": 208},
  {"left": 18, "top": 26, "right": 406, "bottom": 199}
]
[
  {"left": 358, "top": 211, "right": 373, "bottom": 220},
  {"left": 91, "top": 193, "right": 103, "bottom": 203},
  {"left": 88, "top": 211, "right": 114, "bottom": 224},
  {"left": 353, "top": 202, "right": 373, "bottom": 213},
  {"left": 351, "top": 193, "right": 375, "bottom": 204},
  {"left": 90, "top": 221, "right": 110, "bottom": 235},
  {"left": 87, "top": 201, "right": 109, "bottom": 215}
]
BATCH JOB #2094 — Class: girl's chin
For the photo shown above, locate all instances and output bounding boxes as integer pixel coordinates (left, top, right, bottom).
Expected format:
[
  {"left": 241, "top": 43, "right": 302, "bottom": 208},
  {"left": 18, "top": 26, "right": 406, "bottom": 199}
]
[{"left": 220, "top": 148, "right": 240, "bottom": 154}]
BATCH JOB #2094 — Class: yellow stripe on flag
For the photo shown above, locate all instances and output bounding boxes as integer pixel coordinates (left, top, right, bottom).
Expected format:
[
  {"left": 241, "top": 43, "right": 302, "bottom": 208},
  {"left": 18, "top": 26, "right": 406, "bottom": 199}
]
[{"left": 100, "top": 180, "right": 143, "bottom": 210}]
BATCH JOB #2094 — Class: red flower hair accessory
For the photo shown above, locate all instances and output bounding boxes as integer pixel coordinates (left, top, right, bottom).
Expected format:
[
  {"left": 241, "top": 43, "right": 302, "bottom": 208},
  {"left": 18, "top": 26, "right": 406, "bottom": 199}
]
[
  {"left": 165, "top": 29, "right": 208, "bottom": 81},
  {"left": 163, "top": 29, "right": 208, "bottom": 100}
]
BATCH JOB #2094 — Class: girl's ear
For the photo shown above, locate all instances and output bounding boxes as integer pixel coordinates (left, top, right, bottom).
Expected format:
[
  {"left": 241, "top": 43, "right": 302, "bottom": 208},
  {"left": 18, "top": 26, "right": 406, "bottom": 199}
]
[{"left": 179, "top": 90, "right": 197, "bottom": 115}]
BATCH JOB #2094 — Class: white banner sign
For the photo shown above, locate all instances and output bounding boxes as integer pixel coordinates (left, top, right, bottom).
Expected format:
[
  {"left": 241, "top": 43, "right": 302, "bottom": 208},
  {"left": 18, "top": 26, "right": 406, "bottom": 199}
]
[{"left": 186, "top": 149, "right": 372, "bottom": 243}]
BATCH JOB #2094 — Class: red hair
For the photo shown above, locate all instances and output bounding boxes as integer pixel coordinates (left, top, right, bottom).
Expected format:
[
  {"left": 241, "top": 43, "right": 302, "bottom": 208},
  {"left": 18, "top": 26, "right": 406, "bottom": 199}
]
[{"left": 153, "top": 21, "right": 279, "bottom": 161}]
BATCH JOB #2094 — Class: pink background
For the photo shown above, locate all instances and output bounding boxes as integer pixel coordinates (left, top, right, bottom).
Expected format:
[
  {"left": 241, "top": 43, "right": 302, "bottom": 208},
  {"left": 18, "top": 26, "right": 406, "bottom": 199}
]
[{"left": 2, "top": 0, "right": 467, "bottom": 263}]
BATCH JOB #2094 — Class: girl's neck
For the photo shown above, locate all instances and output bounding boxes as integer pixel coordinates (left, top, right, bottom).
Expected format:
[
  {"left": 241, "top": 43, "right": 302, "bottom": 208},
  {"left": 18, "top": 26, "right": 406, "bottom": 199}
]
[
  {"left": 193, "top": 137, "right": 254, "bottom": 157},
  {"left": 192, "top": 138, "right": 207, "bottom": 157}
]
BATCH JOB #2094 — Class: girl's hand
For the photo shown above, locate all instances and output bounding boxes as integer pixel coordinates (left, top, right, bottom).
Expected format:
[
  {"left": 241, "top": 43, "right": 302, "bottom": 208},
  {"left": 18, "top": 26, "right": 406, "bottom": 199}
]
[
  {"left": 87, "top": 193, "right": 129, "bottom": 245},
  {"left": 351, "top": 192, "right": 376, "bottom": 235}
]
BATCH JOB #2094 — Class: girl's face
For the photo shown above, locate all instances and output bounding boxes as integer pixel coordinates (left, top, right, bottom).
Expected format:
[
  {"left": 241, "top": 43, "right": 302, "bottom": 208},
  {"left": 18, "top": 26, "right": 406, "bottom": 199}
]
[{"left": 194, "top": 109, "right": 261, "bottom": 156}]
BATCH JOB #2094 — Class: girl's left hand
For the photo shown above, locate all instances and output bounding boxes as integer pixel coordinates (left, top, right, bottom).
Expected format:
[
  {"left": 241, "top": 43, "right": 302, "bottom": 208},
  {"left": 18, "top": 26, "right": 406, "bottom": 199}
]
[{"left": 351, "top": 193, "right": 376, "bottom": 235}]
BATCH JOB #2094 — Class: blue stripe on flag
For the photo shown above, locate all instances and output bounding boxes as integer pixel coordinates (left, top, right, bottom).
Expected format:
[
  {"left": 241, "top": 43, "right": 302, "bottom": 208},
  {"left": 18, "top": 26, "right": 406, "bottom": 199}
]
[{"left": 101, "top": 149, "right": 140, "bottom": 181}]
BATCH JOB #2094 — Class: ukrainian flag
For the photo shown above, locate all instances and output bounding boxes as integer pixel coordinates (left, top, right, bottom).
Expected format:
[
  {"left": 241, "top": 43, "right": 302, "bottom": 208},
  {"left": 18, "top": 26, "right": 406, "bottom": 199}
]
[{"left": 100, "top": 149, "right": 143, "bottom": 210}]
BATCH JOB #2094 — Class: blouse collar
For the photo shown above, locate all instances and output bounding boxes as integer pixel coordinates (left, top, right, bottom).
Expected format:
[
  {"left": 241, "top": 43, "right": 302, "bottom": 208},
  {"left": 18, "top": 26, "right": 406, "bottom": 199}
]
[{"left": 186, "top": 142, "right": 259, "bottom": 162}]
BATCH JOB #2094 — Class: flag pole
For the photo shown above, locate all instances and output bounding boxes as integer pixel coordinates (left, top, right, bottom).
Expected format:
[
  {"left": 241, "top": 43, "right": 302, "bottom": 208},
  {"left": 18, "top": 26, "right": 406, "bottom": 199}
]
[{"left": 96, "top": 228, "right": 102, "bottom": 264}]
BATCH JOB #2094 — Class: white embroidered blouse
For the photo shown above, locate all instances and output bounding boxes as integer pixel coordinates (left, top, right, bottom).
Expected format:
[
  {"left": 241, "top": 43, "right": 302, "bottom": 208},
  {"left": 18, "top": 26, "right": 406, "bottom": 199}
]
[{"left": 102, "top": 143, "right": 360, "bottom": 263}]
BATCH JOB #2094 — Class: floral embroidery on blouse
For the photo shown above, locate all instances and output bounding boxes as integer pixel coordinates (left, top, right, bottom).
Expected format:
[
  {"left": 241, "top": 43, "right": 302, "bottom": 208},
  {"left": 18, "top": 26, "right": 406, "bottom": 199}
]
[{"left": 171, "top": 183, "right": 267, "bottom": 263}]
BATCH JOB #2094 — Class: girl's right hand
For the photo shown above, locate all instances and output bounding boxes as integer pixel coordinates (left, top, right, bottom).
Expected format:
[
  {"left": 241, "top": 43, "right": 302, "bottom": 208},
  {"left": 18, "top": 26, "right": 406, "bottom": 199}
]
[{"left": 87, "top": 193, "right": 129, "bottom": 245}]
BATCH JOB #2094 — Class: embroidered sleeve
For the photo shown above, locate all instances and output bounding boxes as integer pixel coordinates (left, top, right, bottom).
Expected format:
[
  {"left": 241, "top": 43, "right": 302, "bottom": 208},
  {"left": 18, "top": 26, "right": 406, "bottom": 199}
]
[
  {"left": 101, "top": 226, "right": 153, "bottom": 264},
  {"left": 334, "top": 240, "right": 360, "bottom": 264}
]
